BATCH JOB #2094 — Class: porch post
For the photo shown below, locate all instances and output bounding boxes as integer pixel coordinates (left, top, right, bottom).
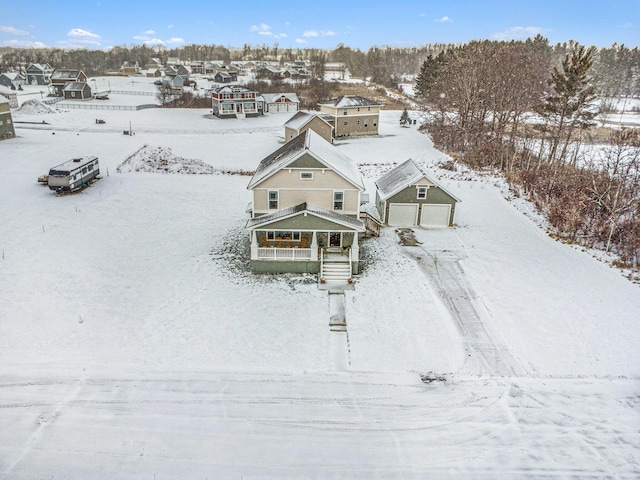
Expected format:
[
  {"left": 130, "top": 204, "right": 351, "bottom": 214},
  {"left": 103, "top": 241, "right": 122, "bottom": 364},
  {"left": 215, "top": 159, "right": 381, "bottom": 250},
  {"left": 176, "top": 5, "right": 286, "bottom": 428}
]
[
  {"left": 310, "top": 231, "right": 318, "bottom": 261},
  {"left": 250, "top": 230, "right": 258, "bottom": 260},
  {"left": 351, "top": 231, "right": 359, "bottom": 262}
]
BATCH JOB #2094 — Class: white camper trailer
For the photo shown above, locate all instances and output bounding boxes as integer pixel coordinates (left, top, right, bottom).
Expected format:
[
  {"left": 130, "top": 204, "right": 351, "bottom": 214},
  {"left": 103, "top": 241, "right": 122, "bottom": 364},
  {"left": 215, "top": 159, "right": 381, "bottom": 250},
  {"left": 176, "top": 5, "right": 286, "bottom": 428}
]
[{"left": 48, "top": 156, "right": 100, "bottom": 193}]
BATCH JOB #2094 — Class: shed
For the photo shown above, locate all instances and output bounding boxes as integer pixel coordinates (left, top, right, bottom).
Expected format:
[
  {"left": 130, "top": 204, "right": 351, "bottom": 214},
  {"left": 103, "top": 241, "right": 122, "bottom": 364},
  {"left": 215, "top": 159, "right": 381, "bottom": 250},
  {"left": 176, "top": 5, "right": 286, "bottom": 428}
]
[
  {"left": 375, "top": 159, "right": 460, "bottom": 227},
  {"left": 63, "top": 82, "right": 92, "bottom": 100}
]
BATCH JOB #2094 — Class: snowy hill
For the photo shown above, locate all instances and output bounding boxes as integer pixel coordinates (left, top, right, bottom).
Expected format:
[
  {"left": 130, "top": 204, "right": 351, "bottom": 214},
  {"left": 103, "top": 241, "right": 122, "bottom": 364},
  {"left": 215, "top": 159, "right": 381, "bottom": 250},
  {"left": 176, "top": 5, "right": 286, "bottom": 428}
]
[{"left": 0, "top": 109, "right": 639, "bottom": 478}]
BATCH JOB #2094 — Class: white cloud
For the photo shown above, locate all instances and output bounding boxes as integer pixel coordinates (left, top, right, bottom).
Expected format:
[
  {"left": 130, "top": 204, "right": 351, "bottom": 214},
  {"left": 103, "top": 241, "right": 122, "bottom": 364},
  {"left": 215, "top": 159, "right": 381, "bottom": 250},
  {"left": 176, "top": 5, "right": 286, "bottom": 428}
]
[
  {"left": 259, "top": 30, "right": 273, "bottom": 36},
  {"left": 143, "top": 38, "right": 165, "bottom": 46},
  {"left": 67, "top": 28, "right": 101, "bottom": 39},
  {"left": 0, "top": 25, "right": 29, "bottom": 35},
  {"left": 492, "top": 26, "right": 550, "bottom": 40},
  {"left": 143, "top": 29, "right": 156, "bottom": 35},
  {"left": 436, "top": 16, "right": 452, "bottom": 23},
  {"left": 295, "top": 38, "right": 307, "bottom": 44},
  {"left": 622, "top": 22, "right": 635, "bottom": 29},
  {"left": 274, "top": 33, "right": 287, "bottom": 39},
  {"left": 1, "top": 39, "right": 48, "bottom": 48},
  {"left": 250, "top": 23, "right": 271, "bottom": 33},
  {"left": 167, "top": 24, "right": 175, "bottom": 29},
  {"left": 166, "top": 37, "right": 184, "bottom": 45},
  {"left": 303, "top": 30, "right": 335, "bottom": 38}
]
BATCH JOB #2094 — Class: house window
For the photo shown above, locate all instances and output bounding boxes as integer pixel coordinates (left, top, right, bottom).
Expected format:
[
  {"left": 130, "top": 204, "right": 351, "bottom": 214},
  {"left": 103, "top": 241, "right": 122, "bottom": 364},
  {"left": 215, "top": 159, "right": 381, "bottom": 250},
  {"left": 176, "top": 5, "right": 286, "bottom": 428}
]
[
  {"left": 333, "top": 191, "right": 344, "bottom": 210},
  {"left": 71, "top": 92, "right": 75, "bottom": 97},
  {"left": 343, "top": 108, "right": 348, "bottom": 115},
  {"left": 268, "top": 190, "right": 278, "bottom": 209},
  {"left": 364, "top": 120, "right": 368, "bottom": 127},
  {"left": 417, "top": 187, "right": 427, "bottom": 199},
  {"left": 267, "top": 231, "right": 275, "bottom": 240},
  {"left": 343, "top": 121, "right": 348, "bottom": 126},
  {"left": 300, "top": 172, "right": 313, "bottom": 180},
  {"left": 368, "top": 107, "right": 371, "bottom": 111},
  {"left": 373, "top": 120, "right": 377, "bottom": 127}
]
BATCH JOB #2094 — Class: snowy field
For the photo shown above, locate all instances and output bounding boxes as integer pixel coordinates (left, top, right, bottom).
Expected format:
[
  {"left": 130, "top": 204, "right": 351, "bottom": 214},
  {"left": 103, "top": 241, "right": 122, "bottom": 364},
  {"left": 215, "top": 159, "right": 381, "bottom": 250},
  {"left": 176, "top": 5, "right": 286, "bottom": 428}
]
[{"left": 1, "top": 108, "right": 639, "bottom": 478}]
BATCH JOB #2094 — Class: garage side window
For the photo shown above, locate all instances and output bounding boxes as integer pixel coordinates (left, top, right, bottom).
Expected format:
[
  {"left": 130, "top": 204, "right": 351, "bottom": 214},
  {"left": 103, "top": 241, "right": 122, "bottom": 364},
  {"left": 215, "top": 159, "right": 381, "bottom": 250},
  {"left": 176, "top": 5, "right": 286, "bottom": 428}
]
[{"left": 417, "top": 186, "right": 427, "bottom": 199}]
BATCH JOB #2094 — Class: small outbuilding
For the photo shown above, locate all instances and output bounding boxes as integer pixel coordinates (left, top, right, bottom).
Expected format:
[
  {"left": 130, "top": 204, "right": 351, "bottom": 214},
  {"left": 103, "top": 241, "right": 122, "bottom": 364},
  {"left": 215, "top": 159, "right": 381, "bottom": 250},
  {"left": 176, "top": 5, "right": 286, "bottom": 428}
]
[
  {"left": 63, "top": 82, "right": 92, "bottom": 100},
  {"left": 375, "top": 159, "right": 460, "bottom": 227}
]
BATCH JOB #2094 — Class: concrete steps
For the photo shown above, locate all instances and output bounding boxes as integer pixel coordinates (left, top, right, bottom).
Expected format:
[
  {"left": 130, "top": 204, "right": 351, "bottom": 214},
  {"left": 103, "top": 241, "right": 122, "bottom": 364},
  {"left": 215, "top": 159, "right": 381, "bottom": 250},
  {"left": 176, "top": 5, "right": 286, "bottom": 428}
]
[{"left": 321, "top": 262, "right": 352, "bottom": 284}]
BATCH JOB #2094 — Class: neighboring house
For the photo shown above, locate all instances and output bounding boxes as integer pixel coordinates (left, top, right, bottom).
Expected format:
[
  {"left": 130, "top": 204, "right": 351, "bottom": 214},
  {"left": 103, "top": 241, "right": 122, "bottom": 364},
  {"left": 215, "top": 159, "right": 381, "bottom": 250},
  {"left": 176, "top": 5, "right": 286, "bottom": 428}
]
[
  {"left": 375, "top": 159, "right": 460, "bottom": 227},
  {"left": 190, "top": 61, "right": 205, "bottom": 74},
  {"left": 119, "top": 61, "right": 140, "bottom": 76},
  {"left": 246, "top": 129, "right": 365, "bottom": 279},
  {"left": 261, "top": 93, "right": 299, "bottom": 113},
  {"left": 324, "top": 62, "right": 348, "bottom": 80},
  {"left": 318, "top": 95, "right": 383, "bottom": 138},
  {"left": 256, "top": 66, "right": 282, "bottom": 80},
  {"left": 0, "top": 71, "right": 26, "bottom": 89},
  {"left": 211, "top": 84, "right": 260, "bottom": 118},
  {"left": 0, "top": 86, "right": 18, "bottom": 108},
  {"left": 166, "top": 57, "right": 181, "bottom": 66},
  {"left": 284, "top": 111, "right": 333, "bottom": 144},
  {"left": 144, "top": 58, "right": 163, "bottom": 69},
  {"left": 161, "top": 75, "right": 184, "bottom": 89},
  {"left": 25, "top": 63, "right": 54, "bottom": 85},
  {"left": 63, "top": 82, "right": 92, "bottom": 100},
  {"left": 143, "top": 68, "right": 163, "bottom": 78},
  {"left": 0, "top": 95, "right": 16, "bottom": 140},
  {"left": 50, "top": 69, "right": 88, "bottom": 96},
  {"left": 213, "top": 71, "right": 233, "bottom": 83}
]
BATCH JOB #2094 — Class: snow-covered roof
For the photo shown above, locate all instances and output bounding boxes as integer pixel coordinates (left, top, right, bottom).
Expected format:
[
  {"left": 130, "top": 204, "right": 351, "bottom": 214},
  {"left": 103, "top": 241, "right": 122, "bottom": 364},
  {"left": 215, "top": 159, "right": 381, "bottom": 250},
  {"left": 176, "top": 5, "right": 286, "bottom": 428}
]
[
  {"left": 0, "top": 85, "right": 16, "bottom": 96},
  {"left": 246, "top": 202, "right": 365, "bottom": 231},
  {"left": 63, "top": 82, "right": 88, "bottom": 92},
  {"left": 214, "top": 84, "right": 256, "bottom": 94},
  {"left": 0, "top": 72, "right": 24, "bottom": 80},
  {"left": 247, "top": 129, "right": 364, "bottom": 190},
  {"left": 262, "top": 93, "right": 299, "bottom": 104},
  {"left": 375, "top": 159, "right": 461, "bottom": 202},
  {"left": 319, "top": 95, "right": 382, "bottom": 109},
  {"left": 0, "top": 94, "right": 9, "bottom": 105},
  {"left": 51, "top": 69, "right": 82, "bottom": 80},
  {"left": 284, "top": 111, "right": 314, "bottom": 130}
]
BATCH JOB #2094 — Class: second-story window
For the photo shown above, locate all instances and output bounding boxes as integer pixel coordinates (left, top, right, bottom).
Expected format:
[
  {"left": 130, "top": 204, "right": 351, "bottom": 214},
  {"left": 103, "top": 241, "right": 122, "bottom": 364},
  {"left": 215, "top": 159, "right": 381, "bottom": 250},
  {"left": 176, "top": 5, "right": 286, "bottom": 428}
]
[
  {"left": 334, "top": 191, "right": 344, "bottom": 210},
  {"left": 417, "top": 187, "right": 427, "bottom": 199},
  {"left": 300, "top": 172, "right": 313, "bottom": 180},
  {"left": 343, "top": 108, "right": 348, "bottom": 115},
  {"left": 268, "top": 190, "right": 278, "bottom": 209}
]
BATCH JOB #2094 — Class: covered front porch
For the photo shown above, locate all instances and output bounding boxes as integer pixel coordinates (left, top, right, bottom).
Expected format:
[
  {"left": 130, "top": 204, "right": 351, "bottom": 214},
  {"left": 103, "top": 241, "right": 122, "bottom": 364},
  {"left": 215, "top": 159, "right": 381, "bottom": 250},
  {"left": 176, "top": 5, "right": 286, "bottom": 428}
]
[{"left": 246, "top": 203, "right": 365, "bottom": 275}]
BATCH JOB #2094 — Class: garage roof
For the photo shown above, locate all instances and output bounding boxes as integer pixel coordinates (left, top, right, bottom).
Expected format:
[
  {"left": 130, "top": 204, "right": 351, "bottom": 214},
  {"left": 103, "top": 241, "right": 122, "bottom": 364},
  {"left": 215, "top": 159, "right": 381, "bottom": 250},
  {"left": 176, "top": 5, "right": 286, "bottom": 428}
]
[{"left": 375, "top": 159, "right": 461, "bottom": 202}]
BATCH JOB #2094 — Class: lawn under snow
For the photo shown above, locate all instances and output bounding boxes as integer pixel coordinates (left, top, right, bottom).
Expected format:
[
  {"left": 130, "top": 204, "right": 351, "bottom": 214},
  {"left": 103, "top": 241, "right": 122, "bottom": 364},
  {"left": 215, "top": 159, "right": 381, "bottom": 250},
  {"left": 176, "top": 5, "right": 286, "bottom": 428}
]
[{"left": 1, "top": 107, "right": 639, "bottom": 479}]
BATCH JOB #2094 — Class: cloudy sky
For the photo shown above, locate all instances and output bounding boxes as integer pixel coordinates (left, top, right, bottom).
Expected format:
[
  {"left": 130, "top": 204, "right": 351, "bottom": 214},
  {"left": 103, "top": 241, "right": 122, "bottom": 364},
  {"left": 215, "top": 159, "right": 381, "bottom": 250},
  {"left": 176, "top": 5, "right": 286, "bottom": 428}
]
[{"left": 1, "top": 0, "right": 638, "bottom": 50}]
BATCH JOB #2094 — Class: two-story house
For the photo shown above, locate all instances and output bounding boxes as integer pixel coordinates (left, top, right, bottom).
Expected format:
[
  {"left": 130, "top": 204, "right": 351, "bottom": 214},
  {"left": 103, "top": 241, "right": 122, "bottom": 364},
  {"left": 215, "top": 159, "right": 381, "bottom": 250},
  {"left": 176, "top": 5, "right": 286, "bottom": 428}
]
[
  {"left": 0, "top": 71, "right": 26, "bottom": 89},
  {"left": 246, "top": 129, "right": 365, "bottom": 281},
  {"left": 318, "top": 95, "right": 383, "bottom": 138},
  {"left": 211, "top": 85, "right": 260, "bottom": 118},
  {"left": 0, "top": 95, "right": 16, "bottom": 141},
  {"left": 50, "top": 69, "right": 88, "bottom": 96},
  {"left": 25, "top": 63, "right": 54, "bottom": 85}
]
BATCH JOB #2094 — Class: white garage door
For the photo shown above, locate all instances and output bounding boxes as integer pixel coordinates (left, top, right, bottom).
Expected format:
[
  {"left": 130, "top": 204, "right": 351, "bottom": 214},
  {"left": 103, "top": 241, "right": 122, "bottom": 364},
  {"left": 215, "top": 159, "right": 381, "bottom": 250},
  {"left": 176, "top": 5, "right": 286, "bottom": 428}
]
[
  {"left": 420, "top": 204, "right": 451, "bottom": 227},
  {"left": 388, "top": 204, "right": 419, "bottom": 226}
]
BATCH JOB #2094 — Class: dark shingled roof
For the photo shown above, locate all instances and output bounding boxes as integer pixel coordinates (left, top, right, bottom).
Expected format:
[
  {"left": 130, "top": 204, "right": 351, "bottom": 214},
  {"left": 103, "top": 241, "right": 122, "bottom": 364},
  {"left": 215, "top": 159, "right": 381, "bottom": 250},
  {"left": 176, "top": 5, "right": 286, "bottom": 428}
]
[{"left": 246, "top": 202, "right": 365, "bottom": 231}]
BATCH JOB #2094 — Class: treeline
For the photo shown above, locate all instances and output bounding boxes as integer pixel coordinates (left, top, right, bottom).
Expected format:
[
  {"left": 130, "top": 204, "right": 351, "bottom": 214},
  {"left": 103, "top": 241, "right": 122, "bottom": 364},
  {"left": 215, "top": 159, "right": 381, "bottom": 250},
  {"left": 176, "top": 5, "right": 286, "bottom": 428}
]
[{"left": 415, "top": 37, "right": 640, "bottom": 267}]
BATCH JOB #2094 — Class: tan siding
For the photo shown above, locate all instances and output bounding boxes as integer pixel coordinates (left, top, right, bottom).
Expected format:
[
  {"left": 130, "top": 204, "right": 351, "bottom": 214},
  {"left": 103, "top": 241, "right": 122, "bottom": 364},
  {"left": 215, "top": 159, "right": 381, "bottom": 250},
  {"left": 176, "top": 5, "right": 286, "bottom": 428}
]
[{"left": 258, "top": 168, "right": 356, "bottom": 190}]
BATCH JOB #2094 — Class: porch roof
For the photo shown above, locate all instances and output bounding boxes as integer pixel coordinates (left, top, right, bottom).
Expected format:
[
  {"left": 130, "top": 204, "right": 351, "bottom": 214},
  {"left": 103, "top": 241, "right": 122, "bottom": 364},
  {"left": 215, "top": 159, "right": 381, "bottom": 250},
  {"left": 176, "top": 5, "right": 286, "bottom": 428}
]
[{"left": 246, "top": 202, "right": 365, "bottom": 232}]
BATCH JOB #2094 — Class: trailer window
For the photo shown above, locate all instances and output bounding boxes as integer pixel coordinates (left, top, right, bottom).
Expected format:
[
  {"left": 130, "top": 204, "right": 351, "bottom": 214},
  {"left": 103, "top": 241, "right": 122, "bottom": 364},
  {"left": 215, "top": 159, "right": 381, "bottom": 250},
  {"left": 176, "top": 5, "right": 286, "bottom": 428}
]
[
  {"left": 82, "top": 167, "right": 87, "bottom": 174},
  {"left": 88, "top": 164, "right": 93, "bottom": 171}
]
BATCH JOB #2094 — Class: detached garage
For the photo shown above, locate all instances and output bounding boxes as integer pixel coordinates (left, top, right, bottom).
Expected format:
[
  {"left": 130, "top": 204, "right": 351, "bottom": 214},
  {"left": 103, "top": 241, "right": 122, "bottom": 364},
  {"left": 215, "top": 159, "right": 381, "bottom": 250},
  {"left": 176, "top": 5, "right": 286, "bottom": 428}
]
[{"left": 375, "top": 159, "right": 460, "bottom": 227}]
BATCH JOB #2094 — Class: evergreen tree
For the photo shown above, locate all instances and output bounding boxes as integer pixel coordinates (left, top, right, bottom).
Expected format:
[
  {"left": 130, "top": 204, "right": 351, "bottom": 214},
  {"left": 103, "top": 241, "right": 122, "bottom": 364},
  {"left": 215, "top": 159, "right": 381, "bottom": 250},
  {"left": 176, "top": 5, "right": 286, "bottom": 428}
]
[
  {"left": 538, "top": 45, "right": 598, "bottom": 164},
  {"left": 414, "top": 51, "right": 446, "bottom": 98},
  {"left": 400, "top": 108, "right": 411, "bottom": 127}
]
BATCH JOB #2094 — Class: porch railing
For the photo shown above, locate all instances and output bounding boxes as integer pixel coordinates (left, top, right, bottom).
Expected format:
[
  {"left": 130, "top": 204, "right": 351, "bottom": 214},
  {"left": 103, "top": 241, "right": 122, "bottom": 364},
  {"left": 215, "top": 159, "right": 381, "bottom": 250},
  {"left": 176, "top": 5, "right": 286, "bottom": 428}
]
[{"left": 257, "top": 247, "right": 312, "bottom": 260}]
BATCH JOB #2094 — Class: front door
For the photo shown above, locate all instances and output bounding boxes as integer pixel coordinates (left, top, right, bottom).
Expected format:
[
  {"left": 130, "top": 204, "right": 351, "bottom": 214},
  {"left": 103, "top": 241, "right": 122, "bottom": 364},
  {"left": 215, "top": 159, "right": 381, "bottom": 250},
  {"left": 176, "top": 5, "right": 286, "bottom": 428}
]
[
  {"left": 329, "top": 232, "right": 341, "bottom": 247},
  {"left": 236, "top": 103, "right": 243, "bottom": 114}
]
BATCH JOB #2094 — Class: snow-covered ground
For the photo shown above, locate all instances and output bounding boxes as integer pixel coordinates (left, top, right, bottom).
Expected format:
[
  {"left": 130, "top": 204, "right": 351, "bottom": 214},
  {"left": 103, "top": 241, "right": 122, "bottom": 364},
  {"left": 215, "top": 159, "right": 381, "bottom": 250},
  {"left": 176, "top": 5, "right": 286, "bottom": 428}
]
[{"left": 1, "top": 109, "right": 639, "bottom": 478}]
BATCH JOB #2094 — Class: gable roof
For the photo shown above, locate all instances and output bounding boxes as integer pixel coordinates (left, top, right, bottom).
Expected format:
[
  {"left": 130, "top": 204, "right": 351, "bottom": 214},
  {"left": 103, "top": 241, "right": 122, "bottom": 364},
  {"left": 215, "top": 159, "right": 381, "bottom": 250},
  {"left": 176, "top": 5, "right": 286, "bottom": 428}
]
[
  {"left": 51, "top": 69, "right": 83, "bottom": 80},
  {"left": 262, "top": 92, "right": 299, "bottom": 104},
  {"left": 0, "top": 72, "right": 25, "bottom": 80},
  {"left": 63, "top": 82, "right": 89, "bottom": 92},
  {"left": 375, "top": 159, "right": 461, "bottom": 202},
  {"left": 246, "top": 202, "right": 365, "bottom": 231},
  {"left": 0, "top": 94, "right": 9, "bottom": 105},
  {"left": 26, "top": 63, "right": 53, "bottom": 72},
  {"left": 213, "top": 84, "right": 257, "bottom": 94},
  {"left": 0, "top": 85, "right": 17, "bottom": 96},
  {"left": 319, "top": 95, "right": 383, "bottom": 109},
  {"left": 284, "top": 111, "right": 333, "bottom": 132},
  {"left": 247, "top": 129, "right": 364, "bottom": 190}
]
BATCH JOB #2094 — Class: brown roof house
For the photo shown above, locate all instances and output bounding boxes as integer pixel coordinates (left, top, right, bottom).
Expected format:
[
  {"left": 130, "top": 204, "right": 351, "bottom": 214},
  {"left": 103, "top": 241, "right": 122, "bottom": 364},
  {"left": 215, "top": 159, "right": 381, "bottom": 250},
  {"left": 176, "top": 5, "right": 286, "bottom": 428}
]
[
  {"left": 284, "top": 111, "right": 333, "bottom": 144},
  {"left": 246, "top": 129, "right": 365, "bottom": 283},
  {"left": 0, "top": 95, "right": 16, "bottom": 141},
  {"left": 318, "top": 95, "right": 383, "bottom": 138}
]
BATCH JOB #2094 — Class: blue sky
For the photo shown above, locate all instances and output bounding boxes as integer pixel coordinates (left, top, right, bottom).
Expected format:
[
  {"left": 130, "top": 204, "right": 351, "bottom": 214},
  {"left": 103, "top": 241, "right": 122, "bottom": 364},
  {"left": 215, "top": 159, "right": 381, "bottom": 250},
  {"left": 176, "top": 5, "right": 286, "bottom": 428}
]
[{"left": 1, "top": 0, "right": 638, "bottom": 51}]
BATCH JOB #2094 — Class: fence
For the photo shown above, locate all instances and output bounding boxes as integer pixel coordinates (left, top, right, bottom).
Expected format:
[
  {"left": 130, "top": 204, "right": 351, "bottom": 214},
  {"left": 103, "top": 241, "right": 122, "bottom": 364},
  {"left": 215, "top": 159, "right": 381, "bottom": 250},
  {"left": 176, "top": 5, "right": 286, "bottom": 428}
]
[
  {"left": 109, "top": 90, "right": 157, "bottom": 96},
  {"left": 57, "top": 103, "right": 157, "bottom": 111}
]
